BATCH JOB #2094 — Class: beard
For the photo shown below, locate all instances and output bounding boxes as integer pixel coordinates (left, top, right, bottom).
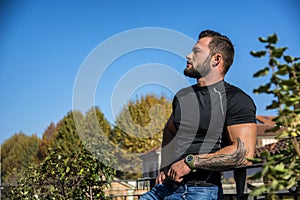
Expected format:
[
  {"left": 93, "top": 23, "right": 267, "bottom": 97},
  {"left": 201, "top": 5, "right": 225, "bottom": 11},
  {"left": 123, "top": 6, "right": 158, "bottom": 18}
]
[{"left": 184, "top": 56, "right": 211, "bottom": 78}]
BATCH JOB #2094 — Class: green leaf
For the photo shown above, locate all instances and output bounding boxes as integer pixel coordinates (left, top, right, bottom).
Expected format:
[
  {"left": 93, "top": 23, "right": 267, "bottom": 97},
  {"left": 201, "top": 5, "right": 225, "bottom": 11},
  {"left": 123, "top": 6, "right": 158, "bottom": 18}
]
[
  {"left": 284, "top": 55, "right": 294, "bottom": 63},
  {"left": 248, "top": 157, "right": 262, "bottom": 163},
  {"left": 274, "top": 163, "right": 285, "bottom": 173},
  {"left": 287, "top": 177, "right": 297, "bottom": 189},
  {"left": 266, "top": 100, "right": 279, "bottom": 110},
  {"left": 271, "top": 47, "right": 287, "bottom": 58},
  {"left": 268, "top": 57, "right": 278, "bottom": 66},
  {"left": 250, "top": 186, "right": 267, "bottom": 197},
  {"left": 258, "top": 36, "right": 268, "bottom": 43},
  {"left": 276, "top": 64, "right": 290, "bottom": 76},
  {"left": 271, "top": 179, "right": 279, "bottom": 189},
  {"left": 249, "top": 170, "right": 263, "bottom": 180},
  {"left": 262, "top": 165, "right": 270, "bottom": 176},
  {"left": 78, "top": 168, "right": 85, "bottom": 175},
  {"left": 253, "top": 83, "right": 271, "bottom": 94},
  {"left": 281, "top": 79, "right": 295, "bottom": 86},
  {"left": 250, "top": 50, "right": 266, "bottom": 58},
  {"left": 253, "top": 67, "right": 270, "bottom": 77},
  {"left": 295, "top": 108, "right": 300, "bottom": 114},
  {"left": 282, "top": 171, "right": 293, "bottom": 180},
  {"left": 294, "top": 62, "right": 300, "bottom": 70},
  {"left": 267, "top": 33, "right": 278, "bottom": 44}
]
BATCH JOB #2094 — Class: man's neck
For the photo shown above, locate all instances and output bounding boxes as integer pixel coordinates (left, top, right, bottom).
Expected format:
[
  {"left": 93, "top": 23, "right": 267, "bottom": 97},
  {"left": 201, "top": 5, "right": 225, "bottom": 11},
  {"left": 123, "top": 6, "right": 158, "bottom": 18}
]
[{"left": 197, "top": 76, "right": 224, "bottom": 87}]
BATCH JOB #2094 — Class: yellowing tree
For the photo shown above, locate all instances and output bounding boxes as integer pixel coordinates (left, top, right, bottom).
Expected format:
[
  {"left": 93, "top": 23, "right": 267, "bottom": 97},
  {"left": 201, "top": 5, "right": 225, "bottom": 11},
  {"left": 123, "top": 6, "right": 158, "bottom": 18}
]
[
  {"left": 112, "top": 94, "right": 172, "bottom": 153},
  {"left": 110, "top": 94, "right": 172, "bottom": 179}
]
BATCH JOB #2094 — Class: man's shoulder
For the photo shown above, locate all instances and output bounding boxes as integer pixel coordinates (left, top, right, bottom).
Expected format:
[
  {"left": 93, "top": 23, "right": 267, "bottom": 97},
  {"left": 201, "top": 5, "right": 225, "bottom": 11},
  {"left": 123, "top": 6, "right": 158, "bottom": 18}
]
[
  {"left": 224, "top": 81, "right": 256, "bottom": 108},
  {"left": 224, "top": 82, "right": 252, "bottom": 99}
]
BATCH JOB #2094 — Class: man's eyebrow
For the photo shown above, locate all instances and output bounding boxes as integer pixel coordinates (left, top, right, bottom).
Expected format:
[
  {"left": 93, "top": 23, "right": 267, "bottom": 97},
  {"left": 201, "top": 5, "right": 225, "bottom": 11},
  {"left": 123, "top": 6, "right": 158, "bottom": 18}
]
[{"left": 193, "top": 47, "right": 201, "bottom": 51}]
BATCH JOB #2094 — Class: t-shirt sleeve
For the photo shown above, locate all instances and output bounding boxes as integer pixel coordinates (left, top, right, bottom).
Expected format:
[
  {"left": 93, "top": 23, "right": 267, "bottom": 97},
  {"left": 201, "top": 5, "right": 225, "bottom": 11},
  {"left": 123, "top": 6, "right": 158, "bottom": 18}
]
[{"left": 226, "top": 91, "right": 257, "bottom": 126}]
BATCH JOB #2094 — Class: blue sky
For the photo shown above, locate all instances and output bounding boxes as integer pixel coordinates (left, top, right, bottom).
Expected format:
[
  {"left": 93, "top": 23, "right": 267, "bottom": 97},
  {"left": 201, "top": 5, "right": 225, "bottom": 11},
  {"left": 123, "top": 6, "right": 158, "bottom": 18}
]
[{"left": 1, "top": 0, "right": 300, "bottom": 144}]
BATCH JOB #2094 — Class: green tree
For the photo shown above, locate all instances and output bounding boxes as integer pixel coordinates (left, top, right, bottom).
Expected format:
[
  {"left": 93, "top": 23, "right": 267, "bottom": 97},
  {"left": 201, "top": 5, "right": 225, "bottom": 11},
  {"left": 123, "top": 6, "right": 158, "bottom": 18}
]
[
  {"left": 10, "top": 107, "right": 116, "bottom": 199},
  {"left": 78, "top": 107, "right": 117, "bottom": 172},
  {"left": 1, "top": 132, "right": 40, "bottom": 186},
  {"left": 11, "top": 143, "right": 115, "bottom": 199},
  {"left": 50, "top": 111, "right": 84, "bottom": 153},
  {"left": 250, "top": 33, "right": 300, "bottom": 199},
  {"left": 80, "top": 107, "right": 112, "bottom": 143}
]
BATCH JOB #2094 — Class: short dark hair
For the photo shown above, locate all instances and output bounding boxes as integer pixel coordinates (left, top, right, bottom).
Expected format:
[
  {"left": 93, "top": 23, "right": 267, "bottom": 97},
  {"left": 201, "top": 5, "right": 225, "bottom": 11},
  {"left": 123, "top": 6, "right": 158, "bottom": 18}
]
[{"left": 198, "top": 30, "right": 234, "bottom": 74}]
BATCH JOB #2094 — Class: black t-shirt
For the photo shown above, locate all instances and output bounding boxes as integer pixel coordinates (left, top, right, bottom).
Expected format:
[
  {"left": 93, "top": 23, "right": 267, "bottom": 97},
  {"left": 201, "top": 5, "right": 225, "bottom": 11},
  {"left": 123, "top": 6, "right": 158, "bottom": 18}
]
[{"left": 170, "top": 80, "right": 256, "bottom": 185}]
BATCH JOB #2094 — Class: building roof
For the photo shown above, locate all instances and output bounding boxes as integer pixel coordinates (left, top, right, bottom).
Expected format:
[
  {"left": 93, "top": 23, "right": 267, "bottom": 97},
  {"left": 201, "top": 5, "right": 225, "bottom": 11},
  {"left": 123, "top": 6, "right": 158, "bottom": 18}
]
[
  {"left": 256, "top": 116, "right": 276, "bottom": 125},
  {"left": 256, "top": 116, "right": 282, "bottom": 137},
  {"left": 255, "top": 136, "right": 300, "bottom": 158}
]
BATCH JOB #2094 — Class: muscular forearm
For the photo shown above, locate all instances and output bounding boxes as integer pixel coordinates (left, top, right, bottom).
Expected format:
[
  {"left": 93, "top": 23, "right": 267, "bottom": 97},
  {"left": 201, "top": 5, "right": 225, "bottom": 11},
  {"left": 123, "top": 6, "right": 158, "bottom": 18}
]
[
  {"left": 194, "top": 138, "right": 247, "bottom": 171},
  {"left": 160, "top": 115, "right": 177, "bottom": 172}
]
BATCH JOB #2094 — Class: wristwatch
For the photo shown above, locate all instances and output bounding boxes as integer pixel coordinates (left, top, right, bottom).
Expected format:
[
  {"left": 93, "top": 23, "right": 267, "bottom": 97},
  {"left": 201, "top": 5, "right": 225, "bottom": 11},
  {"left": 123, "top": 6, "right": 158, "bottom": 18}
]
[{"left": 184, "top": 154, "right": 195, "bottom": 169}]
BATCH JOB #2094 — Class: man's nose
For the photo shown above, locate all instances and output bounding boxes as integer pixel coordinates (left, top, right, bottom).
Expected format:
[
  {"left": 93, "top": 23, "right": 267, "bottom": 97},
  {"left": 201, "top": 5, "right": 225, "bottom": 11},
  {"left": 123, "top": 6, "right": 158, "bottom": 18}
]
[{"left": 186, "top": 53, "right": 192, "bottom": 60}]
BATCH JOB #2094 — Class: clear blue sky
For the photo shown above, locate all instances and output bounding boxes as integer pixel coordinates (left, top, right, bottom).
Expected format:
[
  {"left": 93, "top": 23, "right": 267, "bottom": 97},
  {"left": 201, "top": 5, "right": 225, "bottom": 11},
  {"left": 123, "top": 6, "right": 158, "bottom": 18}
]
[{"left": 1, "top": 0, "right": 299, "bottom": 144}]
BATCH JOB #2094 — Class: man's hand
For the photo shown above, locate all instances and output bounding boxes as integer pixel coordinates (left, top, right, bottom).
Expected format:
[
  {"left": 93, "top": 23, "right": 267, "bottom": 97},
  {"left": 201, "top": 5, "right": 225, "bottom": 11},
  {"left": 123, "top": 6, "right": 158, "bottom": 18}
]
[
  {"left": 155, "top": 172, "right": 166, "bottom": 185},
  {"left": 167, "top": 159, "right": 191, "bottom": 182}
]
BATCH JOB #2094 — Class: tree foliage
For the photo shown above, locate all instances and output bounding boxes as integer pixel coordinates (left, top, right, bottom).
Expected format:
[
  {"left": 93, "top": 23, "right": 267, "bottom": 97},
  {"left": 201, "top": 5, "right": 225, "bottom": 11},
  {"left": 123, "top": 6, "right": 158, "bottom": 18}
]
[
  {"left": 11, "top": 144, "right": 115, "bottom": 199},
  {"left": 49, "top": 111, "right": 84, "bottom": 154},
  {"left": 38, "top": 122, "right": 56, "bottom": 160},
  {"left": 2, "top": 95, "right": 172, "bottom": 197},
  {"left": 110, "top": 95, "right": 172, "bottom": 179},
  {"left": 250, "top": 33, "right": 300, "bottom": 199},
  {"left": 112, "top": 95, "right": 171, "bottom": 153},
  {"left": 8, "top": 107, "right": 116, "bottom": 199},
  {"left": 1, "top": 133, "right": 40, "bottom": 186}
]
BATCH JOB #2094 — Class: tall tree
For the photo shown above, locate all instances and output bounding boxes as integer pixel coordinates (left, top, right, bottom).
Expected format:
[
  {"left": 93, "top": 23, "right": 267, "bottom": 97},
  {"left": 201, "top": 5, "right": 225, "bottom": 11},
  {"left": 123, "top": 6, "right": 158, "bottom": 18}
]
[
  {"left": 111, "top": 94, "right": 172, "bottom": 179},
  {"left": 79, "top": 107, "right": 116, "bottom": 170},
  {"left": 50, "top": 111, "right": 84, "bottom": 153},
  {"left": 38, "top": 122, "right": 56, "bottom": 160},
  {"left": 1, "top": 132, "right": 40, "bottom": 186},
  {"left": 113, "top": 95, "right": 172, "bottom": 153},
  {"left": 250, "top": 33, "right": 300, "bottom": 199}
]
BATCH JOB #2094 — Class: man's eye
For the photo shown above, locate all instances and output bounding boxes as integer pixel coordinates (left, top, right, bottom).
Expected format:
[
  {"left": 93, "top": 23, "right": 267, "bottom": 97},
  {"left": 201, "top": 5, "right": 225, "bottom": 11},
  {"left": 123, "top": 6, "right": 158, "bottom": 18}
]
[{"left": 193, "top": 49, "right": 200, "bottom": 53}]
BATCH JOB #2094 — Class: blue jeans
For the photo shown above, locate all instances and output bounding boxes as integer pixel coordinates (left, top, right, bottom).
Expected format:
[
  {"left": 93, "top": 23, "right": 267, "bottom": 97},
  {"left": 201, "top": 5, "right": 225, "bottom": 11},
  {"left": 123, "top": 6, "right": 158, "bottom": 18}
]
[{"left": 140, "top": 184, "right": 221, "bottom": 200}]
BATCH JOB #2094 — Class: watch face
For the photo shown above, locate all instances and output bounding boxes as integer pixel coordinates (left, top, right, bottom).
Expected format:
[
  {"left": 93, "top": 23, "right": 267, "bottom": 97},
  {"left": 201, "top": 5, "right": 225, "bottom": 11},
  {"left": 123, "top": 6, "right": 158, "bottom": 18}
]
[{"left": 186, "top": 155, "right": 193, "bottom": 162}]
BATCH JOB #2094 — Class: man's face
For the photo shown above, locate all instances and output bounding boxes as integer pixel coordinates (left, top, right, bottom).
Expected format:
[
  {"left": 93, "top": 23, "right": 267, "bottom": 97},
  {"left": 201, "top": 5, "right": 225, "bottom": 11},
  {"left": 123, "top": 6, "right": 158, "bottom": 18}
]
[{"left": 184, "top": 37, "right": 212, "bottom": 78}]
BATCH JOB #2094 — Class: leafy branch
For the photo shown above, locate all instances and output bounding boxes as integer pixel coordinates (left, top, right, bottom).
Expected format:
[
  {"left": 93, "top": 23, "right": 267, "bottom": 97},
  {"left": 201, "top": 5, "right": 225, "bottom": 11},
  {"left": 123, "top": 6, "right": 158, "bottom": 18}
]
[{"left": 250, "top": 33, "right": 300, "bottom": 199}]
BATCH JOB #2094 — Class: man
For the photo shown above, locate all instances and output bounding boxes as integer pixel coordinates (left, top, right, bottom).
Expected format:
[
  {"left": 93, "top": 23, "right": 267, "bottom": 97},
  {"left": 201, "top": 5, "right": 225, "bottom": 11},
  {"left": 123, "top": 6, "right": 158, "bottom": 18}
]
[{"left": 140, "top": 30, "right": 257, "bottom": 200}]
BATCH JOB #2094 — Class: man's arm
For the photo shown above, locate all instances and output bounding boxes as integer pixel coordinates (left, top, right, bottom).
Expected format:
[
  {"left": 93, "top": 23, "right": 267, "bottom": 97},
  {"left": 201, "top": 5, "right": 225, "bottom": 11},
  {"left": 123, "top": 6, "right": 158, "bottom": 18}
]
[
  {"left": 160, "top": 115, "right": 177, "bottom": 172},
  {"left": 156, "top": 115, "right": 177, "bottom": 184},
  {"left": 161, "top": 115, "right": 177, "bottom": 150},
  {"left": 194, "top": 123, "right": 257, "bottom": 171},
  {"left": 167, "top": 123, "right": 257, "bottom": 182}
]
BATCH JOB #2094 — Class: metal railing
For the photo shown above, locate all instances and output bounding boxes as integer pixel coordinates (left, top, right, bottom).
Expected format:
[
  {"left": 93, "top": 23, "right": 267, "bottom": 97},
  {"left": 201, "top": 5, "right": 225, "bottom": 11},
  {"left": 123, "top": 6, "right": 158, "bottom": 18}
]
[{"left": 103, "top": 193, "right": 300, "bottom": 200}]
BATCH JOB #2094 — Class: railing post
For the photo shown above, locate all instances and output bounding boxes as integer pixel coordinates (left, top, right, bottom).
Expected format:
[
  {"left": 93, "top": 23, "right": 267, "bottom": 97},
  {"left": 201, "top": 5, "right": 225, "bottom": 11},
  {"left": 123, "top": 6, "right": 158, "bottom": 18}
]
[{"left": 234, "top": 167, "right": 247, "bottom": 200}]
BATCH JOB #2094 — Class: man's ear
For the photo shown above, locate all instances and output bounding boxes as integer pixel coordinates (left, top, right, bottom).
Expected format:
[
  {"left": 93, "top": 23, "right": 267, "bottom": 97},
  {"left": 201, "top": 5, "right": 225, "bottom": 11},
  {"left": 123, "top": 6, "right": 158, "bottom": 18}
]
[{"left": 212, "top": 54, "right": 222, "bottom": 67}]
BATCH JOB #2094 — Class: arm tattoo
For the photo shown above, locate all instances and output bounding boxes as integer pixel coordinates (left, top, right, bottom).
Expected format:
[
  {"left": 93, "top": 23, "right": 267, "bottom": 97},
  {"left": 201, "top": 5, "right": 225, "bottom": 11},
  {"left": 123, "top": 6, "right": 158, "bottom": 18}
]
[{"left": 194, "top": 138, "right": 246, "bottom": 171}]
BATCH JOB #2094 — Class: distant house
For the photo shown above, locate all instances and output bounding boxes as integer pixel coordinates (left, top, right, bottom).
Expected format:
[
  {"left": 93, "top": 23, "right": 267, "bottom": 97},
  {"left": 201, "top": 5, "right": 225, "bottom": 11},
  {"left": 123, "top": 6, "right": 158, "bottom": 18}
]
[
  {"left": 256, "top": 115, "right": 278, "bottom": 147},
  {"left": 139, "top": 116, "right": 280, "bottom": 178},
  {"left": 139, "top": 147, "right": 161, "bottom": 179}
]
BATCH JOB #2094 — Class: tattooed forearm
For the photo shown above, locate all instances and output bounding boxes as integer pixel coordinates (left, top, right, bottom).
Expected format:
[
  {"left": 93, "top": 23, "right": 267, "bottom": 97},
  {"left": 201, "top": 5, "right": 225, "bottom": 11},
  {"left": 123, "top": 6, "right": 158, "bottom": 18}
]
[{"left": 194, "top": 138, "right": 246, "bottom": 171}]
